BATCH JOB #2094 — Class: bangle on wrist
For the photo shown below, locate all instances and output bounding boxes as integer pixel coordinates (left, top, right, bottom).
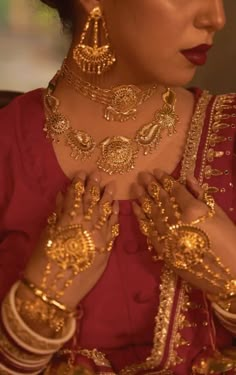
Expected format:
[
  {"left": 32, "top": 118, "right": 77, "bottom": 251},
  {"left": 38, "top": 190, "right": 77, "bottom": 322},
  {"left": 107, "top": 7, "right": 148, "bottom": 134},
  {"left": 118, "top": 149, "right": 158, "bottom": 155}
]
[
  {"left": 21, "top": 278, "right": 75, "bottom": 316},
  {"left": 1, "top": 282, "right": 76, "bottom": 356}
]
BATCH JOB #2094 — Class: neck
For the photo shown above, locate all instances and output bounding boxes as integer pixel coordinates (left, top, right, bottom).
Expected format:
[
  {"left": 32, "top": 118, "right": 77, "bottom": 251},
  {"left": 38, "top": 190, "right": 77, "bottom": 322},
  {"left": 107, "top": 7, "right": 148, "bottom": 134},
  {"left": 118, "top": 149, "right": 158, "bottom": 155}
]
[{"left": 66, "top": 46, "right": 163, "bottom": 91}]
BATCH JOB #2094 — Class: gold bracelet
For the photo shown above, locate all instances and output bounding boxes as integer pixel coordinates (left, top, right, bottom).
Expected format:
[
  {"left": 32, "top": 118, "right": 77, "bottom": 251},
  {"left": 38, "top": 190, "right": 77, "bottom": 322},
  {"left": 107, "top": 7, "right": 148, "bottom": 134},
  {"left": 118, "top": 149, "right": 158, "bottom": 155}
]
[
  {"left": 16, "top": 297, "right": 66, "bottom": 334},
  {"left": 190, "top": 191, "right": 216, "bottom": 226},
  {"left": 21, "top": 278, "right": 75, "bottom": 317}
]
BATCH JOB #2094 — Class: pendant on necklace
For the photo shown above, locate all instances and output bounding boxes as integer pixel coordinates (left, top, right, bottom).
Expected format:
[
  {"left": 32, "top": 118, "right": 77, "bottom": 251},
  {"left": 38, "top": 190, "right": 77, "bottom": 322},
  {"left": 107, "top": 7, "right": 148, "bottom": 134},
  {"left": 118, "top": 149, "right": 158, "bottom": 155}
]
[
  {"left": 97, "top": 136, "right": 138, "bottom": 175},
  {"left": 104, "top": 85, "right": 141, "bottom": 122},
  {"left": 44, "top": 112, "right": 70, "bottom": 142},
  {"left": 66, "top": 129, "right": 96, "bottom": 160}
]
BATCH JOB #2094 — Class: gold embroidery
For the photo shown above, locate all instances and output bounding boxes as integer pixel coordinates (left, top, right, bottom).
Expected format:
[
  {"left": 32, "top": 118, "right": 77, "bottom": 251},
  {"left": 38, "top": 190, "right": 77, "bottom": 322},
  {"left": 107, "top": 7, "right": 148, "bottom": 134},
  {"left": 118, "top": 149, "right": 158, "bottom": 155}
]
[
  {"left": 179, "top": 91, "right": 212, "bottom": 183},
  {"left": 207, "top": 149, "right": 224, "bottom": 162},
  {"left": 119, "top": 267, "right": 177, "bottom": 374},
  {"left": 199, "top": 93, "right": 235, "bottom": 187},
  {"left": 201, "top": 184, "right": 219, "bottom": 194},
  {"left": 165, "top": 281, "right": 187, "bottom": 367},
  {"left": 204, "top": 166, "right": 224, "bottom": 179}
]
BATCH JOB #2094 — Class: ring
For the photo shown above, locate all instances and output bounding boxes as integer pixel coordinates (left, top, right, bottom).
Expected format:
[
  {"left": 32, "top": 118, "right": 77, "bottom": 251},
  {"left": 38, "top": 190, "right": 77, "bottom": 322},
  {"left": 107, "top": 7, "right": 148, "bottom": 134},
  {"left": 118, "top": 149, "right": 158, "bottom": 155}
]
[
  {"left": 141, "top": 197, "right": 153, "bottom": 217},
  {"left": 95, "top": 202, "right": 113, "bottom": 229},
  {"left": 190, "top": 192, "right": 215, "bottom": 226},
  {"left": 47, "top": 212, "right": 57, "bottom": 226},
  {"left": 85, "top": 185, "right": 100, "bottom": 220},
  {"left": 163, "top": 177, "right": 175, "bottom": 195},
  {"left": 149, "top": 182, "right": 161, "bottom": 202},
  {"left": 169, "top": 196, "right": 181, "bottom": 221},
  {"left": 73, "top": 180, "right": 85, "bottom": 196}
]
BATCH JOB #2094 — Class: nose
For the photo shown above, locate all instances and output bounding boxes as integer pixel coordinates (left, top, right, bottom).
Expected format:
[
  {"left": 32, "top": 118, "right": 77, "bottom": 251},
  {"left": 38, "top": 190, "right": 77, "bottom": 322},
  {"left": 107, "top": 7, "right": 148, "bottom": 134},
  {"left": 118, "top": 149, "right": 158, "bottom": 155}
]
[{"left": 195, "top": 0, "right": 226, "bottom": 32}]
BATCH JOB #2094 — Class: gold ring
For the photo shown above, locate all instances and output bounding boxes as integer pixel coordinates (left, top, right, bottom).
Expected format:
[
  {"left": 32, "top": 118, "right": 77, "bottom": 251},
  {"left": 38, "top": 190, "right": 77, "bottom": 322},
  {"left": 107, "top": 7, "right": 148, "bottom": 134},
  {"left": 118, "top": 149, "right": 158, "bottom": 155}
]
[
  {"left": 95, "top": 202, "right": 113, "bottom": 229},
  {"left": 163, "top": 177, "right": 175, "bottom": 195},
  {"left": 149, "top": 182, "right": 161, "bottom": 202},
  {"left": 141, "top": 197, "right": 153, "bottom": 217},
  {"left": 85, "top": 185, "right": 100, "bottom": 220}
]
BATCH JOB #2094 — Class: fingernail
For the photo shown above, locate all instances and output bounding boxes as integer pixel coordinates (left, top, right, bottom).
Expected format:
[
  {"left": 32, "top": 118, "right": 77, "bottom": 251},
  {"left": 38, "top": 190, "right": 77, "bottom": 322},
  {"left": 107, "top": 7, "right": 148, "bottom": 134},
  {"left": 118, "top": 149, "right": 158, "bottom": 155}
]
[
  {"left": 187, "top": 175, "right": 198, "bottom": 185},
  {"left": 132, "top": 201, "right": 140, "bottom": 215},
  {"left": 153, "top": 168, "right": 164, "bottom": 179},
  {"left": 91, "top": 171, "right": 101, "bottom": 182},
  {"left": 74, "top": 171, "right": 86, "bottom": 181},
  {"left": 113, "top": 201, "right": 119, "bottom": 215},
  {"left": 106, "top": 181, "right": 116, "bottom": 195}
]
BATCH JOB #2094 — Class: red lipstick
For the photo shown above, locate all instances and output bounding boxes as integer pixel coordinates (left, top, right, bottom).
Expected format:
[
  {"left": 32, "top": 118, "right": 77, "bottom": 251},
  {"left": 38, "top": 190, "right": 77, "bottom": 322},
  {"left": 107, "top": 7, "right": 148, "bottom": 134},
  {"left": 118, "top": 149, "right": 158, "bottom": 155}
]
[{"left": 181, "top": 44, "right": 212, "bottom": 66}]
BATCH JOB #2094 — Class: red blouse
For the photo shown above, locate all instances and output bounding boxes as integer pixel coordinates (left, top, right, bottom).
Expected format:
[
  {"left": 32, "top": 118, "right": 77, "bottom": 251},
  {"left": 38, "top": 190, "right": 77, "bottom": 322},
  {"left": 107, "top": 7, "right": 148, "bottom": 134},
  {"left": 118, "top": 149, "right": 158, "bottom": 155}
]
[{"left": 0, "top": 88, "right": 235, "bottom": 374}]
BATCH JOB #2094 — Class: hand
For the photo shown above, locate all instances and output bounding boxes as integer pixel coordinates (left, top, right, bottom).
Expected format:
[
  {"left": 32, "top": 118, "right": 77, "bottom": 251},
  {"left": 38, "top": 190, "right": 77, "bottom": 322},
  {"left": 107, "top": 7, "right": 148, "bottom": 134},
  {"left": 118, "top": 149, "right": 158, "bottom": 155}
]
[
  {"left": 19, "top": 171, "right": 119, "bottom": 310},
  {"left": 132, "top": 168, "right": 236, "bottom": 296}
]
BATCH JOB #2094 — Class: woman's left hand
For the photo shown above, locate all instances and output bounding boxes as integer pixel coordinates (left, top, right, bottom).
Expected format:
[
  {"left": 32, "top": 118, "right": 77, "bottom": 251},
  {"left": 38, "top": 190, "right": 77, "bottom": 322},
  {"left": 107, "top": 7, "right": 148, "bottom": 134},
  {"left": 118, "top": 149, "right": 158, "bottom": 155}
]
[{"left": 132, "top": 168, "right": 236, "bottom": 296}]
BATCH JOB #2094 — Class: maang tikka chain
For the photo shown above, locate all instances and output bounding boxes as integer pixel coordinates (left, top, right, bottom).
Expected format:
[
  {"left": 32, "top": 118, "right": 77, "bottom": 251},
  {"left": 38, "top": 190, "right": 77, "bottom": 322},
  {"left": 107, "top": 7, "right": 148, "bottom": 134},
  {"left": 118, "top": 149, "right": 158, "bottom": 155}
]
[{"left": 73, "top": 6, "right": 116, "bottom": 75}]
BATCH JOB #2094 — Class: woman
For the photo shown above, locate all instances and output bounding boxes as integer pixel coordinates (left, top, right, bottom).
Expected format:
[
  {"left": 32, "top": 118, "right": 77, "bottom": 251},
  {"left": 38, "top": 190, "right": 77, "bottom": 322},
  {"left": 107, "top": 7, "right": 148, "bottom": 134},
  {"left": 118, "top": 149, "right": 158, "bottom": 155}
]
[{"left": 0, "top": 0, "right": 236, "bottom": 374}]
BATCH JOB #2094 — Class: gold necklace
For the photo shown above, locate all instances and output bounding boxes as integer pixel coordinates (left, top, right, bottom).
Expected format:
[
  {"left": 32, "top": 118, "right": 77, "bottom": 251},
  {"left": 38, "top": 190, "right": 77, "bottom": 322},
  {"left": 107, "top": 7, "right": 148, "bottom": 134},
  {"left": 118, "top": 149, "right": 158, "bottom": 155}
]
[
  {"left": 43, "top": 81, "right": 179, "bottom": 175},
  {"left": 60, "top": 61, "right": 159, "bottom": 123}
]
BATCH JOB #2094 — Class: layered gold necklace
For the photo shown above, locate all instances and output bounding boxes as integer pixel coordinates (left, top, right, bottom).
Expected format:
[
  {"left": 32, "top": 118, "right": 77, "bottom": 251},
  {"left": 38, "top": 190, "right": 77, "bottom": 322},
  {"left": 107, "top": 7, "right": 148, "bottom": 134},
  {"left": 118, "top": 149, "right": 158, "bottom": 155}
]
[
  {"left": 60, "top": 61, "right": 159, "bottom": 123},
  {"left": 43, "top": 71, "right": 179, "bottom": 175}
]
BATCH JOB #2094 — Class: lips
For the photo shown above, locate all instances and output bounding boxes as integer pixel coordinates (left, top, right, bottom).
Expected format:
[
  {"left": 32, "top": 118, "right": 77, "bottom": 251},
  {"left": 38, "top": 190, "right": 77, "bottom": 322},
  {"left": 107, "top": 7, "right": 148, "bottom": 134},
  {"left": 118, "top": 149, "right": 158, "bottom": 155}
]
[{"left": 181, "top": 44, "right": 213, "bottom": 66}]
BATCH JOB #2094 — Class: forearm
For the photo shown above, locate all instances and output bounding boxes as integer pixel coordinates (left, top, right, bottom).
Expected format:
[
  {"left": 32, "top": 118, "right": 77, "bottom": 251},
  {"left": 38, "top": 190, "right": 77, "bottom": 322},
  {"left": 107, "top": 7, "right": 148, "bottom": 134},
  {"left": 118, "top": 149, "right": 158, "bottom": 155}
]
[{"left": 0, "top": 282, "right": 76, "bottom": 374}]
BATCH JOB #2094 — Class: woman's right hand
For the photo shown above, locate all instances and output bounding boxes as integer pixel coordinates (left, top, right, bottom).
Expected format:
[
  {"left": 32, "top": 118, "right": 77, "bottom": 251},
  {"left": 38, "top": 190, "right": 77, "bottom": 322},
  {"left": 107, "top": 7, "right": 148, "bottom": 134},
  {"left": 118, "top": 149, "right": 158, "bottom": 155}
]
[{"left": 19, "top": 171, "right": 119, "bottom": 311}]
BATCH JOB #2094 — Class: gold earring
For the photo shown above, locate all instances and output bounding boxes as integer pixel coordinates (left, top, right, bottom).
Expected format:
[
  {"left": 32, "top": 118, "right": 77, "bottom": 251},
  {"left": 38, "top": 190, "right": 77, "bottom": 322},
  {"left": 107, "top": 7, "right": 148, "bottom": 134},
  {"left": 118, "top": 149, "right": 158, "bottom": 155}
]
[{"left": 73, "top": 6, "right": 116, "bottom": 75}]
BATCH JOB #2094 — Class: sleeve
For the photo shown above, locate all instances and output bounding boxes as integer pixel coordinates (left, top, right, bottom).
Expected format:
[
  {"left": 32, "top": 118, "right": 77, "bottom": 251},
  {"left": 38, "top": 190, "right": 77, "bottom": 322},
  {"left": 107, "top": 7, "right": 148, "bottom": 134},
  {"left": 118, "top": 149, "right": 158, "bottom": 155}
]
[{"left": 0, "top": 102, "right": 40, "bottom": 302}]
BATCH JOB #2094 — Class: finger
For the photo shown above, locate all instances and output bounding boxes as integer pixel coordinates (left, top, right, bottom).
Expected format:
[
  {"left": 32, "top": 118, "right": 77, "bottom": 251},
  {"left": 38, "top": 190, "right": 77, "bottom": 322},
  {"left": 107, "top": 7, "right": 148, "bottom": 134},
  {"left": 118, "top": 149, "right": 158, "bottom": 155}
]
[
  {"left": 154, "top": 169, "right": 209, "bottom": 223},
  {"left": 55, "top": 191, "right": 64, "bottom": 218},
  {"left": 59, "top": 173, "right": 86, "bottom": 226},
  {"left": 83, "top": 172, "right": 101, "bottom": 221},
  {"left": 94, "top": 182, "right": 116, "bottom": 230},
  {"left": 186, "top": 175, "right": 204, "bottom": 199}
]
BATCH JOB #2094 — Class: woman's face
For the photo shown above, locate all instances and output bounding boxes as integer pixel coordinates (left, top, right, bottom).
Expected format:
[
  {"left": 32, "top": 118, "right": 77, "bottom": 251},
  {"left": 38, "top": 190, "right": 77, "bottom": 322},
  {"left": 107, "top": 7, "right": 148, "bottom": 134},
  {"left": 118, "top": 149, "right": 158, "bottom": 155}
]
[{"left": 100, "top": 0, "right": 226, "bottom": 86}]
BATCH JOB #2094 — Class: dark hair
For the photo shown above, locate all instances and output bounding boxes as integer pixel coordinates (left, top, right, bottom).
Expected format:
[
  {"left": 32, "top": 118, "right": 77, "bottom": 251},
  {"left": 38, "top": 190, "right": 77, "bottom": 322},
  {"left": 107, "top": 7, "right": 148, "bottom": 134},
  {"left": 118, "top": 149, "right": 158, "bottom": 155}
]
[{"left": 40, "top": 0, "right": 77, "bottom": 31}]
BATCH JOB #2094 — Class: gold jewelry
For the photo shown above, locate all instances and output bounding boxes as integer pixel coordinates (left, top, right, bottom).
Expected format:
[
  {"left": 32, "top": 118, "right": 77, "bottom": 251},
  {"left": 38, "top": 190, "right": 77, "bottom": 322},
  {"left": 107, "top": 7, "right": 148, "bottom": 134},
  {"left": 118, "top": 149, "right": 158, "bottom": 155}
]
[
  {"left": 97, "top": 136, "right": 139, "bottom": 175},
  {"left": 73, "top": 7, "right": 116, "bottom": 75},
  {"left": 2, "top": 282, "right": 76, "bottom": 356},
  {"left": 61, "top": 61, "right": 158, "bottom": 122},
  {"left": 69, "top": 181, "right": 85, "bottom": 218},
  {"left": 84, "top": 185, "right": 100, "bottom": 220},
  {"left": 15, "top": 296, "right": 66, "bottom": 334},
  {"left": 139, "top": 219, "right": 154, "bottom": 237},
  {"left": 163, "top": 224, "right": 210, "bottom": 270},
  {"left": 44, "top": 224, "right": 95, "bottom": 297},
  {"left": 161, "top": 223, "right": 236, "bottom": 299},
  {"left": 162, "top": 176, "right": 175, "bottom": 195},
  {"left": 43, "top": 94, "right": 70, "bottom": 143},
  {"left": 47, "top": 212, "right": 57, "bottom": 226},
  {"left": 21, "top": 278, "right": 74, "bottom": 316},
  {"left": 44, "top": 80, "right": 178, "bottom": 174},
  {"left": 141, "top": 197, "right": 153, "bottom": 218},
  {"left": 95, "top": 201, "right": 113, "bottom": 229},
  {"left": 135, "top": 88, "right": 179, "bottom": 155},
  {"left": 73, "top": 180, "right": 85, "bottom": 195},
  {"left": 148, "top": 182, "right": 161, "bottom": 202},
  {"left": 190, "top": 191, "right": 216, "bottom": 226},
  {"left": 66, "top": 128, "right": 96, "bottom": 160},
  {"left": 169, "top": 196, "right": 182, "bottom": 221},
  {"left": 104, "top": 223, "right": 120, "bottom": 252}
]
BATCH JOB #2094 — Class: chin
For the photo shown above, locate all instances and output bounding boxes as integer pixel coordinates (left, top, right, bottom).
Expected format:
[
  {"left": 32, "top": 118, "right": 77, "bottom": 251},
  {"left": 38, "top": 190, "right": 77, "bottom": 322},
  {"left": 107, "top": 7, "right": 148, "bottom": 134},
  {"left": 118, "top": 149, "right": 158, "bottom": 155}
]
[{"left": 156, "top": 67, "right": 197, "bottom": 88}]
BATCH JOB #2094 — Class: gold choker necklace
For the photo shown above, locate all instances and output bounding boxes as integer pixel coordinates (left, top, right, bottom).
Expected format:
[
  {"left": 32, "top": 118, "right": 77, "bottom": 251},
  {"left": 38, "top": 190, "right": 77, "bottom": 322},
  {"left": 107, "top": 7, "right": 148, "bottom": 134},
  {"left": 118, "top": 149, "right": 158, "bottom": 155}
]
[
  {"left": 60, "top": 62, "right": 159, "bottom": 123},
  {"left": 43, "top": 78, "right": 179, "bottom": 175}
]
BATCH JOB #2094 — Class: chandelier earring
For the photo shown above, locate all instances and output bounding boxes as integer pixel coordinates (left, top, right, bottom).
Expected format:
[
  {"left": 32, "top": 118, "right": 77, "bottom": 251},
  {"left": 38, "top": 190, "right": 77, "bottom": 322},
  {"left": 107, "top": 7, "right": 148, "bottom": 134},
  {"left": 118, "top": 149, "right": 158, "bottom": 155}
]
[{"left": 73, "top": 6, "right": 116, "bottom": 75}]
